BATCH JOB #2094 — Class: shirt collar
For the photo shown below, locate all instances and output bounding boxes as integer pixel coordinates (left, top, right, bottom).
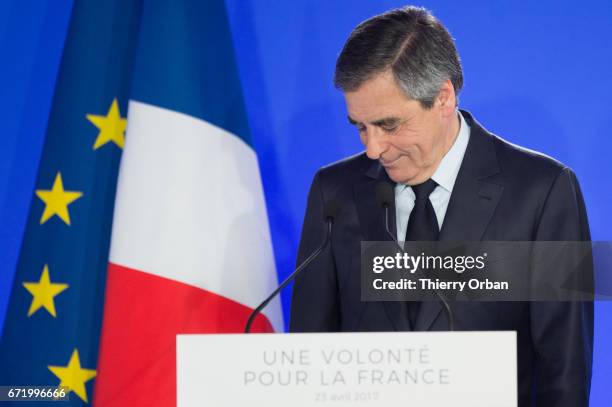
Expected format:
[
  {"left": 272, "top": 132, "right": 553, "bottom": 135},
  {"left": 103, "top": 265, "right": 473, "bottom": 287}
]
[{"left": 430, "top": 110, "right": 470, "bottom": 193}]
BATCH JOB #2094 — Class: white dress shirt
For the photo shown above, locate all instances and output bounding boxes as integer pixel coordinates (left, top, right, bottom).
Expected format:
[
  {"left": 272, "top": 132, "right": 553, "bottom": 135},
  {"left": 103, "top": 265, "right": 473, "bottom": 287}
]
[{"left": 395, "top": 111, "right": 471, "bottom": 241}]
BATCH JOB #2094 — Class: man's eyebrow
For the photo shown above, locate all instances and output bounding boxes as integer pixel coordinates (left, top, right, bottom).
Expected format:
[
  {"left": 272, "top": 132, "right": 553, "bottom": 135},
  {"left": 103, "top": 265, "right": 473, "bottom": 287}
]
[
  {"left": 347, "top": 116, "right": 402, "bottom": 126},
  {"left": 371, "top": 117, "right": 401, "bottom": 127}
]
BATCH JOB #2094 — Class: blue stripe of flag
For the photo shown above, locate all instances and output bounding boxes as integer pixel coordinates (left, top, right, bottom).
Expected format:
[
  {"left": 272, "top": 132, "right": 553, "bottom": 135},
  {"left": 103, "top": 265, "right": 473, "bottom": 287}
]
[{"left": 130, "top": 0, "right": 252, "bottom": 145}]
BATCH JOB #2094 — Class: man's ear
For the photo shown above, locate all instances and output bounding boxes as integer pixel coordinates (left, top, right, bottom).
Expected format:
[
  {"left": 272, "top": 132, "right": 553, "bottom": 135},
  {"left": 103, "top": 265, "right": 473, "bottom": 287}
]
[{"left": 435, "top": 79, "right": 456, "bottom": 117}]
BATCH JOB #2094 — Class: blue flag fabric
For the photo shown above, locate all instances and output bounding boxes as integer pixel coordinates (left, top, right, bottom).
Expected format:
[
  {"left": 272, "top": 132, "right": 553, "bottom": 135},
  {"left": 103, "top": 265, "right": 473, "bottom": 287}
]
[
  {"left": 130, "top": 0, "right": 252, "bottom": 144},
  {"left": 0, "top": 1, "right": 141, "bottom": 404}
]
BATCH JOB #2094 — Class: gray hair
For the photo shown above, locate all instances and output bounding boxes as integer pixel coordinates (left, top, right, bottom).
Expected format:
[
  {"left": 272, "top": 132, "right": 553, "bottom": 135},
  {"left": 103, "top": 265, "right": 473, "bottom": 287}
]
[{"left": 334, "top": 6, "right": 463, "bottom": 109}]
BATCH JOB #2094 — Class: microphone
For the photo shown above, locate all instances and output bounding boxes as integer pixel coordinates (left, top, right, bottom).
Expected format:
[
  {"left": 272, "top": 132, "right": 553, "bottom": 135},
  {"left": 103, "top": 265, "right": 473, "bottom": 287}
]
[
  {"left": 244, "top": 200, "right": 340, "bottom": 333},
  {"left": 375, "top": 182, "right": 399, "bottom": 248},
  {"left": 375, "top": 182, "right": 455, "bottom": 331}
]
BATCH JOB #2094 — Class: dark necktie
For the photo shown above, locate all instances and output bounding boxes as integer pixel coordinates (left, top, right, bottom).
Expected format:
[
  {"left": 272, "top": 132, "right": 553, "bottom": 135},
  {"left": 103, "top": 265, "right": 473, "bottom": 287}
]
[{"left": 405, "top": 179, "right": 439, "bottom": 328}]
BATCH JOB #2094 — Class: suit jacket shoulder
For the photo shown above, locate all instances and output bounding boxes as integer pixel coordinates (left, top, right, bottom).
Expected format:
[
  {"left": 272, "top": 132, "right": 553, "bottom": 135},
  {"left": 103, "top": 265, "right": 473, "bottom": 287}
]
[
  {"left": 465, "top": 110, "right": 570, "bottom": 189},
  {"left": 316, "top": 152, "right": 372, "bottom": 188},
  {"left": 457, "top": 110, "right": 587, "bottom": 241}
]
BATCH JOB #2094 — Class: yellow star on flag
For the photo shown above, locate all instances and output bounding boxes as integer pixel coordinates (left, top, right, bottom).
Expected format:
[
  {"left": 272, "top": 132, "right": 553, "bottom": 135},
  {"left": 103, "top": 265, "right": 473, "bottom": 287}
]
[
  {"left": 48, "top": 349, "right": 97, "bottom": 403},
  {"left": 35, "top": 172, "right": 83, "bottom": 225},
  {"left": 22, "top": 265, "right": 68, "bottom": 317},
  {"left": 86, "top": 98, "right": 127, "bottom": 149}
]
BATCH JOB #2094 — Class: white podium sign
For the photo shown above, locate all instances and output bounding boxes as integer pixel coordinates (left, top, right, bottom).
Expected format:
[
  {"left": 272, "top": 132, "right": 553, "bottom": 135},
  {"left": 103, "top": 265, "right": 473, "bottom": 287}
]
[{"left": 177, "top": 331, "right": 516, "bottom": 407}]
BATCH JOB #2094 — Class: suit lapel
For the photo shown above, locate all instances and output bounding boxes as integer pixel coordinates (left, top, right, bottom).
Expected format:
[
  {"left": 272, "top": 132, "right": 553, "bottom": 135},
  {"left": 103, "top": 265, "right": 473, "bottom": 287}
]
[
  {"left": 353, "top": 162, "right": 410, "bottom": 331},
  {"left": 416, "top": 111, "right": 504, "bottom": 331}
]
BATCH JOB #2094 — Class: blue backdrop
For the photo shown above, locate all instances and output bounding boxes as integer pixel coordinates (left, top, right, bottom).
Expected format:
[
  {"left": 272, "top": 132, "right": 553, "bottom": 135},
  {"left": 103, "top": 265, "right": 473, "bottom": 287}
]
[{"left": 1, "top": 0, "right": 610, "bottom": 404}]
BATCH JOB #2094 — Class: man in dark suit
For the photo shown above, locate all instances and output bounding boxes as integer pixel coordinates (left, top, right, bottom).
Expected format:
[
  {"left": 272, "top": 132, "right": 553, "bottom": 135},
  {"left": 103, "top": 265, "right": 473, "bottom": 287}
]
[{"left": 290, "top": 6, "right": 593, "bottom": 407}]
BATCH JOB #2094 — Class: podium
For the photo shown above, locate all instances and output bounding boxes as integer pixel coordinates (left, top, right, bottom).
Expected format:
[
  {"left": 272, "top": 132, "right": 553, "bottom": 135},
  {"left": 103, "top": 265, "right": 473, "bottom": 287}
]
[{"left": 177, "top": 331, "right": 516, "bottom": 407}]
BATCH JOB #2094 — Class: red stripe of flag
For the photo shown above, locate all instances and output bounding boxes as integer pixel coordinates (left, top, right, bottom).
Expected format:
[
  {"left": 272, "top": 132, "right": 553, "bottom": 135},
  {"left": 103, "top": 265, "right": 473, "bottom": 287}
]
[{"left": 93, "top": 263, "right": 273, "bottom": 406}]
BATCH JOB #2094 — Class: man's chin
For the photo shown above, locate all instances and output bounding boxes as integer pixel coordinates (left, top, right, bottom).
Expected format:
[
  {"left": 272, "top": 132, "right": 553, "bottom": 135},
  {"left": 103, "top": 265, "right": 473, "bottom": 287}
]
[
  {"left": 383, "top": 167, "right": 422, "bottom": 185},
  {"left": 384, "top": 166, "right": 431, "bottom": 185}
]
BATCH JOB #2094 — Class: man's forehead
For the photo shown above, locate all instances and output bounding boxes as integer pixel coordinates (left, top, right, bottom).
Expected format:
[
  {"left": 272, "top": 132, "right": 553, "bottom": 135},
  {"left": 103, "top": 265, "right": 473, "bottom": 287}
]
[
  {"left": 345, "top": 94, "right": 402, "bottom": 121},
  {"left": 345, "top": 94, "right": 417, "bottom": 125},
  {"left": 343, "top": 72, "right": 417, "bottom": 123}
]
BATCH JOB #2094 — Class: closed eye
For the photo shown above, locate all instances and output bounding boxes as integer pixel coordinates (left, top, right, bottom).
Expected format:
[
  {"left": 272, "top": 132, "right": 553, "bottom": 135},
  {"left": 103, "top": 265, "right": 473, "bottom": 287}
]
[{"left": 372, "top": 118, "right": 403, "bottom": 134}]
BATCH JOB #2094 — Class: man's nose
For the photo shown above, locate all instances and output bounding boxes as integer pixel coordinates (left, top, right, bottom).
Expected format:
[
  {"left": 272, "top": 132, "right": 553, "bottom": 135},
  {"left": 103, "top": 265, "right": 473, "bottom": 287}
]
[{"left": 364, "top": 129, "right": 388, "bottom": 160}]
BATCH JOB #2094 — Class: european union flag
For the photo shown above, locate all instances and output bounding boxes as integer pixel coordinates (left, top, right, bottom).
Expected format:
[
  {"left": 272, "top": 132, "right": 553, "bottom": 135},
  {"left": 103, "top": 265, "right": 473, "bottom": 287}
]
[{"left": 0, "top": 1, "right": 141, "bottom": 404}]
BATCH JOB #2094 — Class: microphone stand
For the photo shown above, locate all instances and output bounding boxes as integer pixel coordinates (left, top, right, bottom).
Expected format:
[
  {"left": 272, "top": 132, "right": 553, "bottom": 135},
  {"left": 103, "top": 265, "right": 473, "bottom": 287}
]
[{"left": 244, "top": 219, "right": 333, "bottom": 333}]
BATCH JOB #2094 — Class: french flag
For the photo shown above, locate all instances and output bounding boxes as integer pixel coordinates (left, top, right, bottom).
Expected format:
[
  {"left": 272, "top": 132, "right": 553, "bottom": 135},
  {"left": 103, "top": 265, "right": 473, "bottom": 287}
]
[{"left": 93, "top": 1, "right": 283, "bottom": 406}]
